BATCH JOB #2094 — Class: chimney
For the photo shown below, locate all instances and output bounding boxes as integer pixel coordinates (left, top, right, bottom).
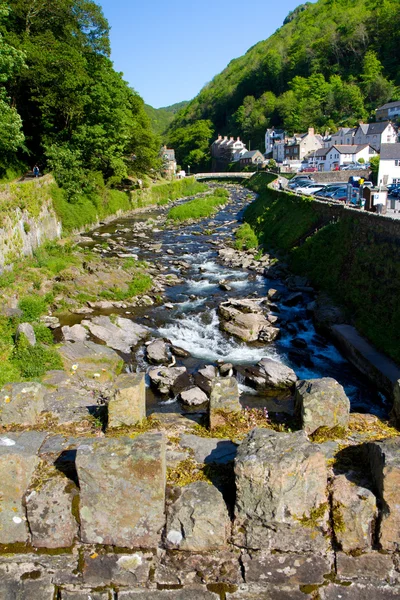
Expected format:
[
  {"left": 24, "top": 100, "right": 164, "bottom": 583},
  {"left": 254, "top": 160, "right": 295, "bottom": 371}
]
[
  {"left": 224, "top": 136, "right": 228, "bottom": 140},
  {"left": 308, "top": 127, "right": 314, "bottom": 135},
  {"left": 218, "top": 135, "right": 222, "bottom": 140},
  {"left": 237, "top": 137, "right": 240, "bottom": 141},
  {"left": 230, "top": 137, "right": 234, "bottom": 141}
]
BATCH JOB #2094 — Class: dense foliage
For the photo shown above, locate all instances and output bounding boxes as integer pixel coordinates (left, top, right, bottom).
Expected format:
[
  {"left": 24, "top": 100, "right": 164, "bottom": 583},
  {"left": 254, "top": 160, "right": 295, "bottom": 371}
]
[
  {"left": 144, "top": 101, "right": 189, "bottom": 136},
  {"left": 0, "top": 0, "right": 161, "bottom": 196},
  {"left": 167, "top": 0, "right": 400, "bottom": 158}
]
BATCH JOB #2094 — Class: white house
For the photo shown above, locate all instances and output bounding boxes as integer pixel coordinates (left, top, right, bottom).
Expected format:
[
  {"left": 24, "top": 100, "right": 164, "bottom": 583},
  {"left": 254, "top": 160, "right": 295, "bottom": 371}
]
[
  {"left": 376, "top": 101, "right": 400, "bottom": 122},
  {"left": 272, "top": 139, "right": 286, "bottom": 163},
  {"left": 353, "top": 122, "right": 397, "bottom": 151},
  {"left": 265, "top": 128, "right": 285, "bottom": 155},
  {"left": 378, "top": 144, "right": 400, "bottom": 186},
  {"left": 321, "top": 144, "right": 378, "bottom": 171},
  {"left": 324, "top": 127, "right": 357, "bottom": 148},
  {"left": 211, "top": 136, "right": 247, "bottom": 163}
]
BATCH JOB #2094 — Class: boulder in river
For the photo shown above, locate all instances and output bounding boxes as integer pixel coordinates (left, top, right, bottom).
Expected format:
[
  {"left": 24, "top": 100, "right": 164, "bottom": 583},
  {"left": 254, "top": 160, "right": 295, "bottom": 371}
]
[
  {"left": 146, "top": 339, "right": 170, "bottom": 364},
  {"left": 81, "top": 315, "right": 148, "bottom": 353},
  {"left": 61, "top": 324, "right": 88, "bottom": 343},
  {"left": 245, "top": 358, "right": 297, "bottom": 390},
  {"left": 295, "top": 378, "right": 350, "bottom": 435},
  {"left": 218, "top": 298, "right": 278, "bottom": 343},
  {"left": 234, "top": 429, "right": 329, "bottom": 552},
  {"left": 148, "top": 366, "right": 189, "bottom": 396},
  {"left": 180, "top": 387, "right": 208, "bottom": 406}
]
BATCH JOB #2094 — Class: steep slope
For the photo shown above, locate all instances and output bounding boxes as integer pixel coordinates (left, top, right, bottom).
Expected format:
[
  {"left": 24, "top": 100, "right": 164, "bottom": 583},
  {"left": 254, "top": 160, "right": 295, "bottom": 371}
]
[
  {"left": 144, "top": 101, "right": 189, "bottom": 136},
  {"left": 167, "top": 0, "right": 400, "bottom": 167}
]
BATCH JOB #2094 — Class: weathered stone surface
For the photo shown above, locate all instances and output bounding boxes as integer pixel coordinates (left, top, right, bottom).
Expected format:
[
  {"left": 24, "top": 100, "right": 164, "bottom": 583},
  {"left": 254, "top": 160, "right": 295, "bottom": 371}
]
[
  {"left": 295, "top": 377, "right": 350, "bottom": 435},
  {"left": 331, "top": 474, "right": 377, "bottom": 552},
  {"left": 108, "top": 372, "right": 146, "bottom": 428},
  {"left": 179, "top": 434, "right": 238, "bottom": 464},
  {"left": 154, "top": 550, "right": 241, "bottom": 586},
  {"left": 367, "top": 437, "right": 400, "bottom": 551},
  {"left": 146, "top": 339, "right": 170, "bottom": 364},
  {"left": 81, "top": 315, "right": 148, "bottom": 353},
  {"left": 0, "top": 382, "right": 46, "bottom": 426},
  {"left": 16, "top": 322, "right": 36, "bottom": 346},
  {"left": 26, "top": 473, "right": 78, "bottom": 548},
  {"left": 245, "top": 358, "right": 297, "bottom": 390},
  {"left": 225, "top": 585, "right": 310, "bottom": 599},
  {"left": 242, "top": 551, "right": 332, "bottom": 585},
  {"left": 0, "top": 579, "right": 55, "bottom": 599},
  {"left": 320, "top": 583, "right": 400, "bottom": 599},
  {"left": 77, "top": 433, "right": 166, "bottom": 548},
  {"left": 209, "top": 377, "right": 241, "bottom": 430},
  {"left": 61, "top": 324, "right": 88, "bottom": 343},
  {"left": 119, "top": 588, "right": 219, "bottom": 599},
  {"left": 165, "top": 481, "right": 230, "bottom": 551},
  {"left": 267, "top": 288, "right": 281, "bottom": 301},
  {"left": 180, "top": 386, "right": 208, "bottom": 406},
  {"left": 82, "top": 551, "right": 152, "bottom": 587},
  {"left": 0, "top": 552, "right": 80, "bottom": 587},
  {"left": 218, "top": 299, "right": 277, "bottom": 343},
  {"left": 60, "top": 592, "right": 110, "bottom": 600},
  {"left": 0, "top": 431, "right": 46, "bottom": 544},
  {"left": 148, "top": 366, "right": 188, "bottom": 396},
  {"left": 234, "top": 429, "right": 329, "bottom": 552},
  {"left": 336, "top": 552, "right": 394, "bottom": 583},
  {"left": 194, "top": 365, "right": 216, "bottom": 394},
  {"left": 59, "top": 341, "right": 122, "bottom": 380}
]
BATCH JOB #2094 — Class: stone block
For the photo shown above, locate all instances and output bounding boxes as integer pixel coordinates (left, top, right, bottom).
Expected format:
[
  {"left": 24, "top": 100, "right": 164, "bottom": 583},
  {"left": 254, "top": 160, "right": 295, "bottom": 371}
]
[
  {"left": 59, "top": 340, "right": 122, "bottom": 381},
  {"left": 82, "top": 551, "right": 152, "bottom": 587},
  {"left": 331, "top": 474, "right": 377, "bottom": 552},
  {"left": 242, "top": 551, "right": 332, "bottom": 585},
  {"left": 0, "top": 552, "right": 80, "bottom": 588},
  {"left": 119, "top": 588, "right": 219, "bottom": 599},
  {"left": 60, "top": 592, "right": 111, "bottom": 600},
  {"left": 209, "top": 377, "right": 241, "bottom": 430},
  {"left": 0, "top": 382, "right": 46, "bottom": 426},
  {"left": 165, "top": 481, "right": 230, "bottom": 551},
  {"left": 367, "top": 437, "right": 400, "bottom": 551},
  {"left": 26, "top": 473, "right": 78, "bottom": 548},
  {"left": 234, "top": 429, "right": 329, "bottom": 552},
  {"left": 0, "top": 579, "right": 55, "bottom": 599},
  {"left": 0, "top": 431, "right": 46, "bottom": 544},
  {"left": 154, "top": 550, "right": 241, "bottom": 586},
  {"left": 108, "top": 373, "right": 146, "bottom": 428},
  {"left": 295, "top": 377, "right": 350, "bottom": 435},
  {"left": 225, "top": 585, "right": 311, "bottom": 599},
  {"left": 77, "top": 433, "right": 166, "bottom": 548},
  {"left": 320, "top": 583, "right": 400, "bottom": 599},
  {"left": 336, "top": 552, "right": 394, "bottom": 583},
  {"left": 179, "top": 434, "right": 238, "bottom": 464}
]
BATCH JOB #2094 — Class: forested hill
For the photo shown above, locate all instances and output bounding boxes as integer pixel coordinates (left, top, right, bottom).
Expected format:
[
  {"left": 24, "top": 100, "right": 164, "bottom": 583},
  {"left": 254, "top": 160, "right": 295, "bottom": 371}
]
[
  {"left": 166, "top": 0, "right": 400, "bottom": 169},
  {"left": 144, "top": 101, "right": 189, "bottom": 136},
  {"left": 0, "top": 0, "right": 160, "bottom": 193}
]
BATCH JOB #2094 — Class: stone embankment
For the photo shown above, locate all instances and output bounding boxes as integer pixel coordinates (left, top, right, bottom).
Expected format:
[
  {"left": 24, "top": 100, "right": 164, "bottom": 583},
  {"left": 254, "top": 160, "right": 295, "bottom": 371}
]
[{"left": 1, "top": 329, "right": 400, "bottom": 599}]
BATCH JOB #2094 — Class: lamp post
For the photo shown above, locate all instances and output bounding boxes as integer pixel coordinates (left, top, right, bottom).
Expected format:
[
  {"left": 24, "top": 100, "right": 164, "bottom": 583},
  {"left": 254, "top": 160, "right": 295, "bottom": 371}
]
[{"left": 188, "top": 165, "right": 191, "bottom": 176}]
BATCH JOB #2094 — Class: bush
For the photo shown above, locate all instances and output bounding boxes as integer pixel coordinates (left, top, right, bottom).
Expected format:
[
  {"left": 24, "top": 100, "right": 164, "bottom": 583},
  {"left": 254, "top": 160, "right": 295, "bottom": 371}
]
[
  {"left": 12, "top": 342, "right": 63, "bottom": 378},
  {"left": 167, "top": 192, "right": 229, "bottom": 222},
  {"left": 18, "top": 295, "right": 48, "bottom": 322},
  {"left": 33, "top": 323, "right": 54, "bottom": 344},
  {"left": 235, "top": 223, "right": 259, "bottom": 250}
]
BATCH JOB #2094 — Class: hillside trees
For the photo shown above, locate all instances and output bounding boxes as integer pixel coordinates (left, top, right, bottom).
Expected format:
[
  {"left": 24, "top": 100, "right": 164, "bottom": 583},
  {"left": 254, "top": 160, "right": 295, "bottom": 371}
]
[{"left": 1, "top": 0, "right": 161, "bottom": 191}]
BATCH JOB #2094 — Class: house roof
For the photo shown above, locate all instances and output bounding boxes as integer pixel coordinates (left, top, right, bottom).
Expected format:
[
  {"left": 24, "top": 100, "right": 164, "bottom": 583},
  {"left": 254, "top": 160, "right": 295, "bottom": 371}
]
[
  {"left": 377, "top": 101, "right": 400, "bottom": 111},
  {"left": 314, "top": 148, "right": 328, "bottom": 157},
  {"left": 380, "top": 143, "right": 400, "bottom": 160},
  {"left": 365, "top": 121, "right": 392, "bottom": 135},
  {"left": 331, "top": 144, "right": 370, "bottom": 154},
  {"left": 240, "top": 150, "right": 262, "bottom": 159}
]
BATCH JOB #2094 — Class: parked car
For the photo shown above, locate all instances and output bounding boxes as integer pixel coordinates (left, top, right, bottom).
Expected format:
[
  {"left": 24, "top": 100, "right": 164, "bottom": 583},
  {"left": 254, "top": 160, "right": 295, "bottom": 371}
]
[
  {"left": 288, "top": 176, "right": 315, "bottom": 189},
  {"left": 314, "top": 183, "right": 345, "bottom": 198},
  {"left": 331, "top": 187, "right": 348, "bottom": 201},
  {"left": 296, "top": 183, "right": 326, "bottom": 195},
  {"left": 388, "top": 183, "right": 400, "bottom": 194},
  {"left": 300, "top": 167, "right": 318, "bottom": 173},
  {"left": 341, "top": 163, "right": 359, "bottom": 170}
]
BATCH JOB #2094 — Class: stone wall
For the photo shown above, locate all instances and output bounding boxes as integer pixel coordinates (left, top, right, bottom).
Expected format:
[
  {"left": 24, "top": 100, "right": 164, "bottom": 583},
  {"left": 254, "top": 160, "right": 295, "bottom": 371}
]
[
  {"left": 0, "top": 175, "right": 61, "bottom": 272},
  {"left": 313, "top": 169, "right": 372, "bottom": 183}
]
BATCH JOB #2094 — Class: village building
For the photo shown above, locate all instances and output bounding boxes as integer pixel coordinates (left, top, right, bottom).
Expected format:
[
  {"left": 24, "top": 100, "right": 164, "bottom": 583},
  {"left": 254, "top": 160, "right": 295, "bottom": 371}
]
[
  {"left": 378, "top": 143, "right": 400, "bottom": 187},
  {"left": 265, "top": 128, "right": 285, "bottom": 156},
  {"left": 239, "top": 150, "right": 264, "bottom": 168},
  {"left": 282, "top": 128, "right": 323, "bottom": 164},
  {"left": 375, "top": 101, "right": 400, "bottom": 122},
  {"left": 211, "top": 135, "right": 247, "bottom": 170},
  {"left": 353, "top": 121, "right": 397, "bottom": 151},
  {"left": 160, "top": 146, "right": 177, "bottom": 178},
  {"left": 320, "top": 144, "right": 378, "bottom": 171}
]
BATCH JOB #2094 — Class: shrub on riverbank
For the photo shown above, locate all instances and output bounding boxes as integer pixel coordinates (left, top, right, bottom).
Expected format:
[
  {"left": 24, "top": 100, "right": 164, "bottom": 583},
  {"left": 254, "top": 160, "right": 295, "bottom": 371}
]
[
  {"left": 242, "top": 181, "right": 400, "bottom": 363},
  {"left": 235, "top": 223, "right": 259, "bottom": 250},
  {"left": 167, "top": 189, "right": 229, "bottom": 222},
  {"left": 133, "top": 177, "right": 208, "bottom": 208}
]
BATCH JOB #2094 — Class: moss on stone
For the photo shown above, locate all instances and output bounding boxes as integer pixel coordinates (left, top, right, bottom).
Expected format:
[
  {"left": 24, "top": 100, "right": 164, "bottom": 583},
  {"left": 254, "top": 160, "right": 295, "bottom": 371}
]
[
  {"left": 297, "top": 502, "right": 328, "bottom": 528},
  {"left": 332, "top": 501, "right": 346, "bottom": 534},
  {"left": 310, "top": 425, "right": 348, "bottom": 444}
]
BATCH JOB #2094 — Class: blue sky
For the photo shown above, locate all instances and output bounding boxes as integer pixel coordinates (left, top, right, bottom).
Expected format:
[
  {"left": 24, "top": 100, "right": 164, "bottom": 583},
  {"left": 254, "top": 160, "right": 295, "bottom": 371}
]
[{"left": 97, "top": 0, "right": 312, "bottom": 109}]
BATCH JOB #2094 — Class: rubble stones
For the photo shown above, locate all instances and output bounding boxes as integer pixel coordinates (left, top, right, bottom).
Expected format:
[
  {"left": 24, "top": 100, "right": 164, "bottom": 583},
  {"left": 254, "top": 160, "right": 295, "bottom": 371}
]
[
  {"left": 76, "top": 433, "right": 166, "bottom": 548},
  {"left": 0, "top": 382, "right": 46, "bottom": 426},
  {"left": 165, "top": 481, "right": 230, "bottom": 551},
  {"left": 108, "top": 373, "right": 146, "bottom": 428},
  {"left": 295, "top": 377, "right": 350, "bottom": 435},
  {"left": 234, "top": 429, "right": 329, "bottom": 552}
]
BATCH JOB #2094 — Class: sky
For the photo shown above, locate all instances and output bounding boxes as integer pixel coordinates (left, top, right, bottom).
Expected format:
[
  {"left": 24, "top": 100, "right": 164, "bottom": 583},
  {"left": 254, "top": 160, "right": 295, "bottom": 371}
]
[{"left": 97, "top": 0, "right": 312, "bottom": 109}]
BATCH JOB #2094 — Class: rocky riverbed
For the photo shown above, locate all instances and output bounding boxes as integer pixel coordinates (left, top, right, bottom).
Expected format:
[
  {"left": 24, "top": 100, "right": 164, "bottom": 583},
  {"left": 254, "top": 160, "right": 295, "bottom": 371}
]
[{"left": 1, "top": 184, "right": 400, "bottom": 599}]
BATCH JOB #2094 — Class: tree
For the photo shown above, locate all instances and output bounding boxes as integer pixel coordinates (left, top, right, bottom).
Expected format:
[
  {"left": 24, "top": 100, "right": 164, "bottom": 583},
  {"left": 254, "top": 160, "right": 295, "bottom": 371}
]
[{"left": 267, "top": 158, "right": 277, "bottom": 171}]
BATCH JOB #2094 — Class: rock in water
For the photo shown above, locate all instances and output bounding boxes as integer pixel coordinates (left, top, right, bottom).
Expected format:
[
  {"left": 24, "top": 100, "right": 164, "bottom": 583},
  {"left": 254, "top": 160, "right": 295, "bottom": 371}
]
[
  {"left": 0, "top": 382, "right": 46, "bottom": 426},
  {"left": 234, "top": 429, "right": 329, "bottom": 552},
  {"left": 331, "top": 474, "right": 377, "bottom": 552},
  {"left": 180, "top": 387, "right": 208, "bottom": 406},
  {"left": 367, "top": 437, "right": 400, "bottom": 551},
  {"left": 165, "top": 481, "right": 230, "bottom": 551},
  {"left": 148, "top": 366, "right": 188, "bottom": 396},
  {"left": 295, "top": 378, "right": 350, "bottom": 435},
  {"left": 146, "top": 339, "right": 170, "bottom": 364},
  {"left": 108, "top": 373, "right": 146, "bottom": 428},
  {"left": 81, "top": 315, "right": 148, "bottom": 353},
  {"left": 209, "top": 377, "right": 241, "bottom": 430},
  {"left": 76, "top": 433, "right": 166, "bottom": 548},
  {"left": 246, "top": 358, "right": 297, "bottom": 390},
  {"left": 0, "top": 431, "right": 46, "bottom": 544},
  {"left": 61, "top": 324, "right": 88, "bottom": 343}
]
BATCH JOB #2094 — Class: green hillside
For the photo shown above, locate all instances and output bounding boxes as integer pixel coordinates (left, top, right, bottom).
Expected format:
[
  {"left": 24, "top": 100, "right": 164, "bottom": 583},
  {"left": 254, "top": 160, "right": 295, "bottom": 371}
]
[
  {"left": 144, "top": 101, "right": 189, "bottom": 136},
  {"left": 166, "top": 0, "right": 400, "bottom": 168}
]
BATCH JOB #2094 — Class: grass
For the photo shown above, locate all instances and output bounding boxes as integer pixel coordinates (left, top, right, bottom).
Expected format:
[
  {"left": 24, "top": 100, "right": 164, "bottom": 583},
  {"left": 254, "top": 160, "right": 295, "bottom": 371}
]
[
  {"left": 234, "top": 223, "right": 259, "bottom": 250},
  {"left": 167, "top": 189, "right": 229, "bottom": 222},
  {"left": 98, "top": 273, "right": 153, "bottom": 301}
]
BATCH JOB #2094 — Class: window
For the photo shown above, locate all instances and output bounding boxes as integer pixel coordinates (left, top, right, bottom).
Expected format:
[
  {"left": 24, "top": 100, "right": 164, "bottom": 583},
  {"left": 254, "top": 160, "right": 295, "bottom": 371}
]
[
  {"left": 393, "top": 178, "right": 400, "bottom": 184},
  {"left": 369, "top": 147, "right": 375, "bottom": 154},
  {"left": 395, "top": 160, "right": 399, "bottom": 167}
]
